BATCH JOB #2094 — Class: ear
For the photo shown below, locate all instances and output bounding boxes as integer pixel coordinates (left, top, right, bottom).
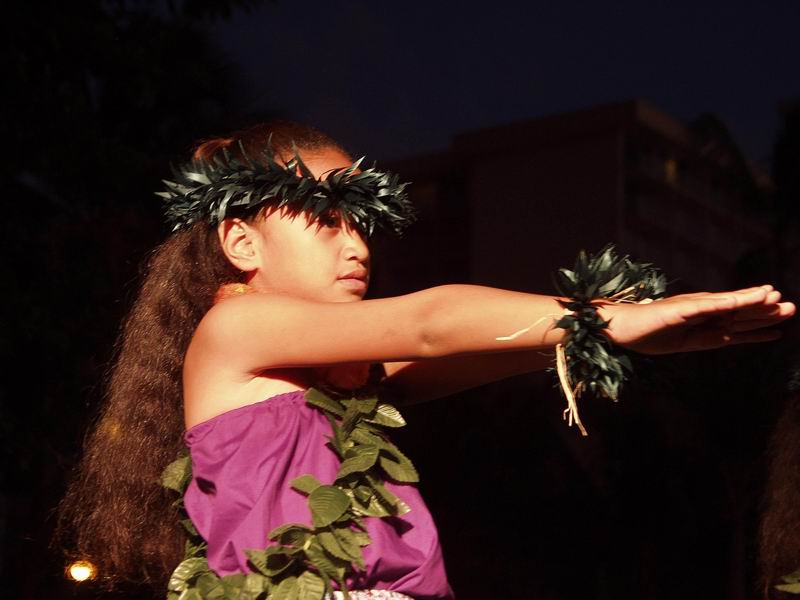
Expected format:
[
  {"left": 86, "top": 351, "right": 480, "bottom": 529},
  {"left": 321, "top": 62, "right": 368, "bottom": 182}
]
[{"left": 217, "top": 218, "right": 263, "bottom": 273}]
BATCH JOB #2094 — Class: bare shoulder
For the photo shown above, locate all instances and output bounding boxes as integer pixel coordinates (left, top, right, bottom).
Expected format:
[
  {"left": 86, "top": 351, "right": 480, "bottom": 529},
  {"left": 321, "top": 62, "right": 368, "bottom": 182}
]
[
  {"left": 192, "top": 292, "right": 291, "bottom": 352},
  {"left": 197, "top": 291, "right": 296, "bottom": 332},
  {"left": 188, "top": 289, "right": 435, "bottom": 374},
  {"left": 183, "top": 296, "right": 314, "bottom": 428}
]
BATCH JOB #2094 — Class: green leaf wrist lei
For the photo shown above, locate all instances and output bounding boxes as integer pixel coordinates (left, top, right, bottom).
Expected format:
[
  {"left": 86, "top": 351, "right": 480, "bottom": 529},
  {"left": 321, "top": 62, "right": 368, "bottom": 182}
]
[
  {"left": 160, "top": 387, "right": 418, "bottom": 600},
  {"left": 497, "top": 243, "right": 669, "bottom": 436},
  {"left": 550, "top": 243, "right": 668, "bottom": 435}
]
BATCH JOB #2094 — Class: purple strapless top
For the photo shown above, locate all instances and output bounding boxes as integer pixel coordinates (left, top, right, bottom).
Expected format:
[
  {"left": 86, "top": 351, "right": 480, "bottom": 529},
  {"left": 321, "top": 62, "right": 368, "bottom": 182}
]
[{"left": 183, "top": 390, "right": 454, "bottom": 599}]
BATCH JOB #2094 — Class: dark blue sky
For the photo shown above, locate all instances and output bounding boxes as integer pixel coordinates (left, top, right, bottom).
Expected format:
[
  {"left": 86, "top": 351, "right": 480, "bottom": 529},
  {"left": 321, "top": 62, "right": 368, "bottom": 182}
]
[{"left": 214, "top": 1, "right": 799, "bottom": 167}]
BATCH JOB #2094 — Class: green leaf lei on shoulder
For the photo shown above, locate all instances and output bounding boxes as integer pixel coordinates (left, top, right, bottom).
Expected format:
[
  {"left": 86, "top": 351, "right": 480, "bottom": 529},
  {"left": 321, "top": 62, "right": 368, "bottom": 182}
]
[
  {"left": 160, "top": 387, "right": 418, "bottom": 600},
  {"left": 775, "top": 568, "right": 800, "bottom": 595},
  {"left": 155, "top": 138, "right": 417, "bottom": 238},
  {"left": 772, "top": 373, "right": 800, "bottom": 595},
  {"left": 496, "top": 243, "right": 669, "bottom": 436}
]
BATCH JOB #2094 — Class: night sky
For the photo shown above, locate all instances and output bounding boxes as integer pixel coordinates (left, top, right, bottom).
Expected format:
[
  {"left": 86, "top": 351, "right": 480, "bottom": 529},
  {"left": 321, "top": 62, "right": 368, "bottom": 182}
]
[{"left": 212, "top": 0, "right": 799, "bottom": 166}]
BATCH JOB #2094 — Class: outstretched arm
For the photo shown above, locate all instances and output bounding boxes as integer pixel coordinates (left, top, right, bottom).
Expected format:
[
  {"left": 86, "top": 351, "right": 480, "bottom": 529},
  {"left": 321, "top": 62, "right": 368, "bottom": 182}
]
[
  {"left": 190, "top": 284, "right": 573, "bottom": 376},
  {"left": 380, "top": 285, "right": 794, "bottom": 405},
  {"left": 382, "top": 349, "right": 555, "bottom": 405},
  {"left": 192, "top": 283, "right": 793, "bottom": 386}
]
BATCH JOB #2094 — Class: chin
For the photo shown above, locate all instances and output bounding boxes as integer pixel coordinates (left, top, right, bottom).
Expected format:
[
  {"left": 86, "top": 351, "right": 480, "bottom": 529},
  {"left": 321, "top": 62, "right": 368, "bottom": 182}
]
[{"left": 334, "top": 279, "right": 368, "bottom": 300}]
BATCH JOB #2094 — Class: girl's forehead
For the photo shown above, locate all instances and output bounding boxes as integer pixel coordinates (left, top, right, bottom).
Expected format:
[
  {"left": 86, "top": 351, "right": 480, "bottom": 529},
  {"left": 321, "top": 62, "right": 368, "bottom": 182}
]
[
  {"left": 257, "top": 147, "right": 366, "bottom": 234},
  {"left": 299, "top": 148, "right": 354, "bottom": 178},
  {"left": 262, "top": 204, "right": 361, "bottom": 234}
]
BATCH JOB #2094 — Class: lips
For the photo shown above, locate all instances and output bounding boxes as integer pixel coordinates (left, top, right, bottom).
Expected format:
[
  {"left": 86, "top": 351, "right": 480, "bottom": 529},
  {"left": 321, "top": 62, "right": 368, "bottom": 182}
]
[
  {"left": 338, "top": 269, "right": 368, "bottom": 292},
  {"left": 339, "top": 269, "right": 368, "bottom": 281}
]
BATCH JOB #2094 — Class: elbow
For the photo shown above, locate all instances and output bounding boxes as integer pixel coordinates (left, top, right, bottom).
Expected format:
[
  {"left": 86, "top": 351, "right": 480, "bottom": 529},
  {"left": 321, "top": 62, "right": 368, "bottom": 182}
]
[{"left": 416, "top": 285, "right": 453, "bottom": 359}]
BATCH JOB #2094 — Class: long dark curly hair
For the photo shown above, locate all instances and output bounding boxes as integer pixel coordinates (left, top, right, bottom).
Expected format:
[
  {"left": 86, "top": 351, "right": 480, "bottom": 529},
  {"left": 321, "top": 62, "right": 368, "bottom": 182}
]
[{"left": 54, "top": 120, "right": 348, "bottom": 592}]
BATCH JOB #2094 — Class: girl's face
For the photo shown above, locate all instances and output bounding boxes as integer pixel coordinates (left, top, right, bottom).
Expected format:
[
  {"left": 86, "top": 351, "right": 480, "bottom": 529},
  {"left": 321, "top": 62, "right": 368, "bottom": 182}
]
[{"left": 242, "top": 147, "right": 371, "bottom": 303}]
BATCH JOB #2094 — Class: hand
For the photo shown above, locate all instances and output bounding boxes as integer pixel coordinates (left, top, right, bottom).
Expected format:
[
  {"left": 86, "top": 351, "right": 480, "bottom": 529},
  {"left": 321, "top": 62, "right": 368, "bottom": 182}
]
[{"left": 595, "top": 285, "right": 795, "bottom": 355}]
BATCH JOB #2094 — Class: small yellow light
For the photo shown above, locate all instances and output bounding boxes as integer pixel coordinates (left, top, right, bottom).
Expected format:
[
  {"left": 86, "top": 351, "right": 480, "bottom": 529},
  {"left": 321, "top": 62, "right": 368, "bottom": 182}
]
[
  {"left": 665, "top": 158, "right": 678, "bottom": 184},
  {"left": 67, "top": 560, "right": 97, "bottom": 582}
]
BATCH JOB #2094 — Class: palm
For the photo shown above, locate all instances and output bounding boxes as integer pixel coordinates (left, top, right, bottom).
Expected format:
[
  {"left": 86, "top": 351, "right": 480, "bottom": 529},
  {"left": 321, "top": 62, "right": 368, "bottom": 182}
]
[{"left": 596, "top": 286, "right": 795, "bottom": 355}]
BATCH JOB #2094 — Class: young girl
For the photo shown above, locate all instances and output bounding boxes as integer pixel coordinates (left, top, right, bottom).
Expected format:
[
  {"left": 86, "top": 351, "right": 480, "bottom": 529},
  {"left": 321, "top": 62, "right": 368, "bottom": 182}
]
[{"left": 56, "top": 121, "right": 795, "bottom": 599}]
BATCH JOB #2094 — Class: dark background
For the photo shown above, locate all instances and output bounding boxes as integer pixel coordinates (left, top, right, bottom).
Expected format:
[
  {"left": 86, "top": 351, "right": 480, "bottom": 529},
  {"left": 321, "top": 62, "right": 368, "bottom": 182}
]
[{"left": 4, "top": 1, "right": 800, "bottom": 598}]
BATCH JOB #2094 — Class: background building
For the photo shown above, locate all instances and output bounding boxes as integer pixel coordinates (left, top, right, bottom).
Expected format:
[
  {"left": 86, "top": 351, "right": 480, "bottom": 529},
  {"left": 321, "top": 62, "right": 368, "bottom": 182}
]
[
  {"left": 368, "top": 100, "right": 789, "bottom": 600},
  {"left": 376, "top": 99, "right": 774, "bottom": 297}
]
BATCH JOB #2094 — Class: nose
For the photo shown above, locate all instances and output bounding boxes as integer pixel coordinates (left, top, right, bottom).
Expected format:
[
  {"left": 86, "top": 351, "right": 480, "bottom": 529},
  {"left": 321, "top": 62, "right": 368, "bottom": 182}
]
[{"left": 341, "top": 220, "right": 370, "bottom": 266}]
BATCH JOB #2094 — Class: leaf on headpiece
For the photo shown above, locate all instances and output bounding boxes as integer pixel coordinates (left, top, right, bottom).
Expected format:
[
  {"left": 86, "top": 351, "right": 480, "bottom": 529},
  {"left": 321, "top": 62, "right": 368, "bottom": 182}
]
[
  {"left": 185, "top": 172, "right": 211, "bottom": 185},
  {"left": 295, "top": 152, "right": 316, "bottom": 181},
  {"left": 156, "top": 138, "right": 416, "bottom": 238}
]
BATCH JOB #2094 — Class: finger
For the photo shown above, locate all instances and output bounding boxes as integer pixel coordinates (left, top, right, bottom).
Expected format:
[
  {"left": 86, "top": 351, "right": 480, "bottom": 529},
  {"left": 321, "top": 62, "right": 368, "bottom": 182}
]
[
  {"left": 744, "top": 287, "right": 782, "bottom": 304},
  {"left": 732, "top": 298, "right": 791, "bottom": 320},
  {"left": 672, "top": 285, "right": 772, "bottom": 301},
  {"left": 680, "top": 292, "right": 740, "bottom": 321},
  {"left": 714, "top": 285, "right": 774, "bottom": 297},
  {"left": 686, "top": 326, "right": 781, "bottom": 351},
  {"left": 684, "top": 302, "right": 795, "bottom": 331},
  {"left": 726, "top": 328, "right": 783, "bottom": 345},
  {"left": 731, "top": 317, "right": 791, "bottom": 333},
  {"left": 732, "top": 304, "right": 780, "bottom": 320},
  {"left": 719, "top": 287, "right": 772, "bottom": 301},
  {"left": 677, "top": 290, "right": 764, "bottom": 322},
  {"left": 681, "top": 323, "right": 734, "bottom": 350}
]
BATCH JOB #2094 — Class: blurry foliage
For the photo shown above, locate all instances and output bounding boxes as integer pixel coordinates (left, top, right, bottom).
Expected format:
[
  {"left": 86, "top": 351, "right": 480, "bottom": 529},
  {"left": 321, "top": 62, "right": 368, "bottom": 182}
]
[
  {"left": 3, "top": 1, "right": 270, "bottom": 597},
  {"left": 774, "top": 101, "right": 800, "bottom": 232},
  {"left": 767, "top": 99, "right": 800, "bottom": 599},
  {"left": 163, "top": 0, "right": 275, "bottom": 20}
]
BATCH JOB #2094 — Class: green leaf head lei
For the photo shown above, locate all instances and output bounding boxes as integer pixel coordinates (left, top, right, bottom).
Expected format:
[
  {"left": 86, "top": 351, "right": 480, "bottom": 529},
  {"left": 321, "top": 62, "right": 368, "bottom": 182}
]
[{"left": 156, "top": 137, "right": 417, "bottom": 238}]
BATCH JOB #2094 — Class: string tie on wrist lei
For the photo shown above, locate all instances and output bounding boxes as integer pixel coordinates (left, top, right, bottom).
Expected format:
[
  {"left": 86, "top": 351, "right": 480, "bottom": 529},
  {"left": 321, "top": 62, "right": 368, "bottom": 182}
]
[{"left": 497, "top": 243, "right": 669, "bottom": 436}]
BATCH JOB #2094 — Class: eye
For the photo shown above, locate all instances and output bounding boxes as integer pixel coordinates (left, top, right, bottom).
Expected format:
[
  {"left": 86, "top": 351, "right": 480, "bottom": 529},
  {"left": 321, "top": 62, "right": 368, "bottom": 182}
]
[{"left": 319, "top": 211, "right": 340, "bottom": 228}]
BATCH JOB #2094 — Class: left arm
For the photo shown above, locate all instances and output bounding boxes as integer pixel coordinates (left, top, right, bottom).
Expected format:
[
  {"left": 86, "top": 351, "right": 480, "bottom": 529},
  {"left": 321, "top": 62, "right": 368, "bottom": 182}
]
[
  {"left": 337, "top": 286, "right": 792, "bottom": 405},
  {"left": 380, "top": 349, "right": 555, "bottom": 405},
  {"left": 379, "top": 286, "right": 795, "bottom": 404}
]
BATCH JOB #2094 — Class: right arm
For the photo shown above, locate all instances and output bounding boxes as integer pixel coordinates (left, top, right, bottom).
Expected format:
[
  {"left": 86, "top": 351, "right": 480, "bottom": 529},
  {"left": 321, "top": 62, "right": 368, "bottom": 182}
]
[{"left": 189, "top": 284, "right": 571, "bottom": 374}]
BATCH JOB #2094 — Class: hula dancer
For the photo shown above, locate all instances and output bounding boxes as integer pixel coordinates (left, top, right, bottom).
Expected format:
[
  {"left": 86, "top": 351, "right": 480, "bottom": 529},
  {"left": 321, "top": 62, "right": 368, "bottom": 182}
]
[{"left": 56, "top": 121, "right": 795, "bottom": 599}]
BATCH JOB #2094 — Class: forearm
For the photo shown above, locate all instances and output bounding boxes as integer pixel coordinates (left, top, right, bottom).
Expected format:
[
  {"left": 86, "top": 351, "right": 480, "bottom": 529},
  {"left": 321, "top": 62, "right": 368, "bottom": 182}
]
[
  {"left": 383, "top": 348, "right": 555, "bottom": 405},
  {"left": 421, "top": 284, "right": 570, "bottom": 358}
]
